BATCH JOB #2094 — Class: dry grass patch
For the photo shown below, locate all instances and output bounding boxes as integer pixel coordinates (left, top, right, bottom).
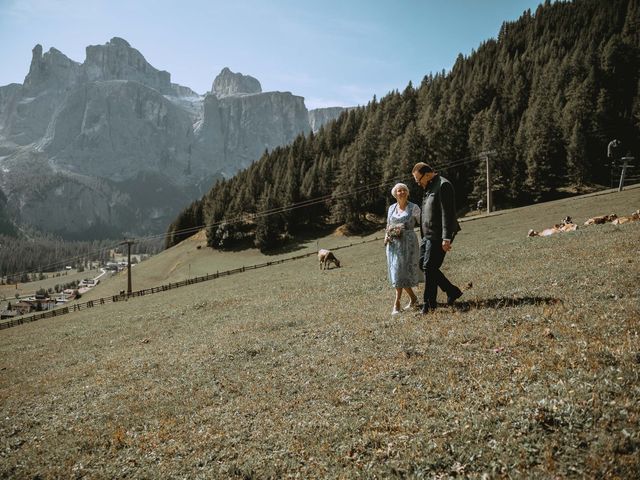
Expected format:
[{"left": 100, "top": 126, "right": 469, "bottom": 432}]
[{"left": 1, "top": 187, "right": 639, "bottom": 478}]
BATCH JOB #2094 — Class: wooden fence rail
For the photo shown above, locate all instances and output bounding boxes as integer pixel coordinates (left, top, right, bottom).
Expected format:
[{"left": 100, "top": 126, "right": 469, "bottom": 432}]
[{"left": 0, "top": 236, "right": 382, "bottom": 331}]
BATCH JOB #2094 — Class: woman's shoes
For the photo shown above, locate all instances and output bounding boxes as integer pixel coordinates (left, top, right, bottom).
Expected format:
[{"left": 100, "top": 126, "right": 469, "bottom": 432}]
[
  {"left": 404, "top": 301, "right": 419, "bottom": 311},
  {"left": 392, "top": 301, "right": 419, "bottom": 314}
]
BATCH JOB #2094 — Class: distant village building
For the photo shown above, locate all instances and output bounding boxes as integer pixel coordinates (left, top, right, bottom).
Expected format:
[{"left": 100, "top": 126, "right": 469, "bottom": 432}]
[
  {"left": 13, "top": 301, "right": 35, "bottom": 315},
  {"left": 79, "top": 278, "right": 99, "bottom": 287},
  {"left": 0, "top": 310, "right": 18, "bottom": 320},
  {"left": 63, "top": 289, "right": 78, "bottom": 299},
  {"left": 10, "top": 298, "right": 56, "bottom": 314},
  {"left": 55, "top": 290, "right": 75, "bottom": 304}
]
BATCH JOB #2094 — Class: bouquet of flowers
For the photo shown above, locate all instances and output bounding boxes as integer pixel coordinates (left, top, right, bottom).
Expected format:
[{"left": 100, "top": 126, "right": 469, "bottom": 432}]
[{"left": 384, "top": 224, "right": 404, "bottom": 245}]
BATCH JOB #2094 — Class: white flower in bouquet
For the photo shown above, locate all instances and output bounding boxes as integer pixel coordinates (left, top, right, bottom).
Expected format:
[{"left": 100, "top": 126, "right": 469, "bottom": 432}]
[{"left": 384, "top": 224, "right": 404, "bottom": 245}]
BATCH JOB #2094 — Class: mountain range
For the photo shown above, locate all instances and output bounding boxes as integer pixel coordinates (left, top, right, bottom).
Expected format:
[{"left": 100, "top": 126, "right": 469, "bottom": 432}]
[{"left": 0, "top": 37, "right": 345, "bottom": 240}]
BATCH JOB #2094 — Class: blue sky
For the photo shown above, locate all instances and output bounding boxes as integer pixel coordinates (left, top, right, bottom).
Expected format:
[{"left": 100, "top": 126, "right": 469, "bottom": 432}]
[{"left": 0, "top": 0, "right": 544, "bottom": 109}]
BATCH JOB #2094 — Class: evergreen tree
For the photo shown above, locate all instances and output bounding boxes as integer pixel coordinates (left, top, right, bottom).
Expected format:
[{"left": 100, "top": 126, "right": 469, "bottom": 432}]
[
  {"left": 171, "top": 0, "right": 640, "bottom": 251},
  {"left": 331, "top": 149, "right": 360, "bottom": 227},
  {"left": 254, "top": 188, "right": 282, "bottom": 252},
  {"left": 562, "top": 73, "right": 597, "bottom": 185},
  {"left": 633, "top": 78, "right": 640, "bottom": 132},
  {"left": 523, "top": 76, "right": 565, "bottom": 199}
]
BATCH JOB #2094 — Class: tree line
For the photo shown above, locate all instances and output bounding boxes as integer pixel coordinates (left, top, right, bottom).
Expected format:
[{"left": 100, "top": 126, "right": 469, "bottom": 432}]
[
  {"left": 166, "top": 0, "right": 640, "bottom": 252},
  {"left": 0, "top": 235, "right": 162, "bottom": 283}
]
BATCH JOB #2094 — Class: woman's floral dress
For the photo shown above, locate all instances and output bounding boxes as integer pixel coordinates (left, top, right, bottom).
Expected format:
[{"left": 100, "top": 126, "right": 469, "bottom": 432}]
[{"left": 386, "top": 202, "right": 421, "bottom": 288}]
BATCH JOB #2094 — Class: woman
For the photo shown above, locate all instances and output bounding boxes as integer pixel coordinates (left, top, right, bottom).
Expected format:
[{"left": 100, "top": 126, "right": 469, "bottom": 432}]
[{"left": 385, "top": 182, "right": 421, "bottom": 315}]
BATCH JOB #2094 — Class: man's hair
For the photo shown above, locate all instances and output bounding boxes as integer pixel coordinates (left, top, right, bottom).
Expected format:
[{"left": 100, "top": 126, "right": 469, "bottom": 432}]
[{"left": 412, "top": 162, "right": 434, "bottom": 175}]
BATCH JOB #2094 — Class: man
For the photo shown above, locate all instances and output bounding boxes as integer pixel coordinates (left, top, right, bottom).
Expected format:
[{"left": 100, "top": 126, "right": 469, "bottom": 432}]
[{"left": 412, "top": 162, "right": 463, "bottom": 313}]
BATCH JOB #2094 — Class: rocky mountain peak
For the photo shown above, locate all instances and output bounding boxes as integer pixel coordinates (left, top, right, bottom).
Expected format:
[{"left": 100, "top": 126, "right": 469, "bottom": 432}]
[
  {"left": 23, "top": 44, "right": 81, "bottom": 92},
  {"left": 32, "top": 43, "right": 43, "bottom": 61},
  {"left": 0, "top": 39, "right": 344, "bottom": 239},
  {"left": 212, "top": 67, "right": 261, "bottom": 96},
  {"left": 107, "top": 36, "right": 131, "bottom": 48},
  {"left": 84, "top": 37, "right": 171, "bottom": 93},
  {"left": 308, "top": 107, "right": 347, "bottom": 133}
]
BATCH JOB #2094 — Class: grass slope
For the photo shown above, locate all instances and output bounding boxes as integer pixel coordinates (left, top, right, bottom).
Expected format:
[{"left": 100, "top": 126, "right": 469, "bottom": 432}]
[{"left": 1, "top": 187, "right": 639, "bottom": 478}]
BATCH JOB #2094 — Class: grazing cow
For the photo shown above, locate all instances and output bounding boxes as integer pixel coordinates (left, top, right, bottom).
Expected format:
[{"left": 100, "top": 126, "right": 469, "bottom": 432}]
[{"left": 318, "top": 249, "right": 341, "bottom": 270}]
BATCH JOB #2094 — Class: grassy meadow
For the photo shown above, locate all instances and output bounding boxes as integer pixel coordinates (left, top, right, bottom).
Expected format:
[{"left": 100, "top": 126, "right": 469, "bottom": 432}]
[{"left": 1, "top": 186, "right": 639, "bottom": 478}]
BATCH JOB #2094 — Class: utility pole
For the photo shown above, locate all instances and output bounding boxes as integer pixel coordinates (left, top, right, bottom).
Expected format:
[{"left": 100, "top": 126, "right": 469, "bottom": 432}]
[
  {"left": 607, "top": 139, "right": 622, "bottom": 188},
  {"left": 120, "top": 240, "right": 135, "bottom": 294},
  {"left": 619, "top": 157, "right": 634, "bottom": 192},
  {"left": 480, "top": 150, "right": 497, "bottom": 214}
]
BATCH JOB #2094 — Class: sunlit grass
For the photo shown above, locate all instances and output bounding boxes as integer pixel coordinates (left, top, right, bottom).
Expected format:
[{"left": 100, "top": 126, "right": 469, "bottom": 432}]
[{"left": 0, "top": 187, "right": 639, "bottom": 478}]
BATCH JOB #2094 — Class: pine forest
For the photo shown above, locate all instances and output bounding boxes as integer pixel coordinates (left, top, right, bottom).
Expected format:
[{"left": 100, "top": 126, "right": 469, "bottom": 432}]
[{"left": 167, "top": 0, "right": 639, "bottom": 252}]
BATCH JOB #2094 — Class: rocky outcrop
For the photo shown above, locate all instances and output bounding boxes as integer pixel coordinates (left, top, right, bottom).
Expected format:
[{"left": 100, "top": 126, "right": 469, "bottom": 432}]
[
  {"left": 192, "top": 88, "right": 310, "bottom": 175},
  {"left": 213, "top": 91, "right": 310, "bottom": 172},
  {"left": 23, "top": 44, "right": 82, "bottom": 94},
  {"left": 170, "top": 83, "right": 199, "bottom": 97},
  {"left": 308, "top": 107, "right": 347, "bottom": 133},
  {"left": 0, "top": 41, "right": 343, "bottom": 240},
  {"left": 0, "top": 84, "right": 21, "bottom": 133},
  {"left": 43, "top": 80, "right": 199, "bottom": 183},
  {"left": 1, "top": 46, "right": 82, "bottom": 146},
  {"left": 84, "top": 37, "right": 171, "bottom": 94},
  {"left": 212, "top": 67, "right": 261, "bottom": 96}
]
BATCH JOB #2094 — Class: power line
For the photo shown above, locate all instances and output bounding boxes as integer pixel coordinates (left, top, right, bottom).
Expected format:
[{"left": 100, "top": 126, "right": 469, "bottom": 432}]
[
  {"left": 145, "top": 154, "right": 483, "bottom": 245},
  {"left": 96, "top": 153, "right": 484, "bottom": 246},
  {"left": 2, "top": 153, "right": 486, "bottom": 280}
]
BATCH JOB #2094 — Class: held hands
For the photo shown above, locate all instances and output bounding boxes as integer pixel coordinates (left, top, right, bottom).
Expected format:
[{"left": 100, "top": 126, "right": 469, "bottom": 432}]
[{"left": 442, "top": 239, "right": 452, "bottom": 252}]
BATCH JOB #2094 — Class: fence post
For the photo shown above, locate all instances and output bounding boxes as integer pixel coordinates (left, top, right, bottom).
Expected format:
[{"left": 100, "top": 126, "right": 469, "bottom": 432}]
[{"left": 619, "top": 157, "right": 634, "bottom": 191}]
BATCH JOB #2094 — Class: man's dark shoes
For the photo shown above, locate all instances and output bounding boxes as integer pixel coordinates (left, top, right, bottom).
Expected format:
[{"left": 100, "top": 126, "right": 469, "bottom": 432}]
[
  {"left": 447, "top": 288, "right": 463, "bottom": 306},
  {"left": 419, "top": 305, "right": 434, "bottom": 315}
]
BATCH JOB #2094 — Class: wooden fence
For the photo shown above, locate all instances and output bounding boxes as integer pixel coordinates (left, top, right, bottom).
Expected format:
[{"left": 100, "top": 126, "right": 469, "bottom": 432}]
[{"left": 0, "top": 237, "right": 382, "bottom": 331}]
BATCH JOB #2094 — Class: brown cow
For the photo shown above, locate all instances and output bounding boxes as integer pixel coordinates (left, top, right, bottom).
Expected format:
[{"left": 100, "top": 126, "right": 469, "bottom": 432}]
[
  {"left": 528, "top": 217, "right": 578, "bottom": 237},
  {"left": 530, "top": 209, "right": 639, "bottom": 237},
  {"left": 583, "top": 213, "right": 617, "bottom": 226},
  {"left": 612, "top": 209, "right": 640, "bottom": 225},
  {"left": 318, "top": 249, "right": 341, "bottom": 270}
]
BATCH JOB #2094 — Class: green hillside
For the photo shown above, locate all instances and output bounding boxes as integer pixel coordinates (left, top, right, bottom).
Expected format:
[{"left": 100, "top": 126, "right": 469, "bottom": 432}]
[
  {"left": 167, "top": 0, "right": 640, "bottom": 252},
  {"left": 1, "top": 187, "right": 639, "bottom": 477}
]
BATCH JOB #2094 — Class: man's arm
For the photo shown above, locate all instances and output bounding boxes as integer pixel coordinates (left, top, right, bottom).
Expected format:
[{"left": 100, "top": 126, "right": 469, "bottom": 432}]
[{"left": 439, "top": 180, "right": 456, "bottom": 242}]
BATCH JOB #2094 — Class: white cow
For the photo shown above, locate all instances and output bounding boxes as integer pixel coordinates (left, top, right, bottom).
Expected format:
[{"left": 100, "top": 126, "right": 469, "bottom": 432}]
[{"left": 318, "top": 249, "right": 341, "bottom": 270}]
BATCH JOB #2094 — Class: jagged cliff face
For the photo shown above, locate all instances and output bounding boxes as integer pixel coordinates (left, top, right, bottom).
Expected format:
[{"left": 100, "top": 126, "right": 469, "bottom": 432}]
[
  {"left": 308, "top": 106, "right": 347, "bottom": 133},
  {"left": 194, "top": 91, "right": 310, "bottom": 174},
  {"left": 84, "top": 37, "right": 172, "bottom": 93},
  {"left": 44, "top": 80, "right": 196, "bottom": 181},
  {"left": 219, "top": 92, "right": 309, "bottom": 168},
  {"left": 0, "top": 37, "right": 343, "bottom": 239},
  {"left": 212, "top": 67, "right": 261, "bottom": 96}
]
